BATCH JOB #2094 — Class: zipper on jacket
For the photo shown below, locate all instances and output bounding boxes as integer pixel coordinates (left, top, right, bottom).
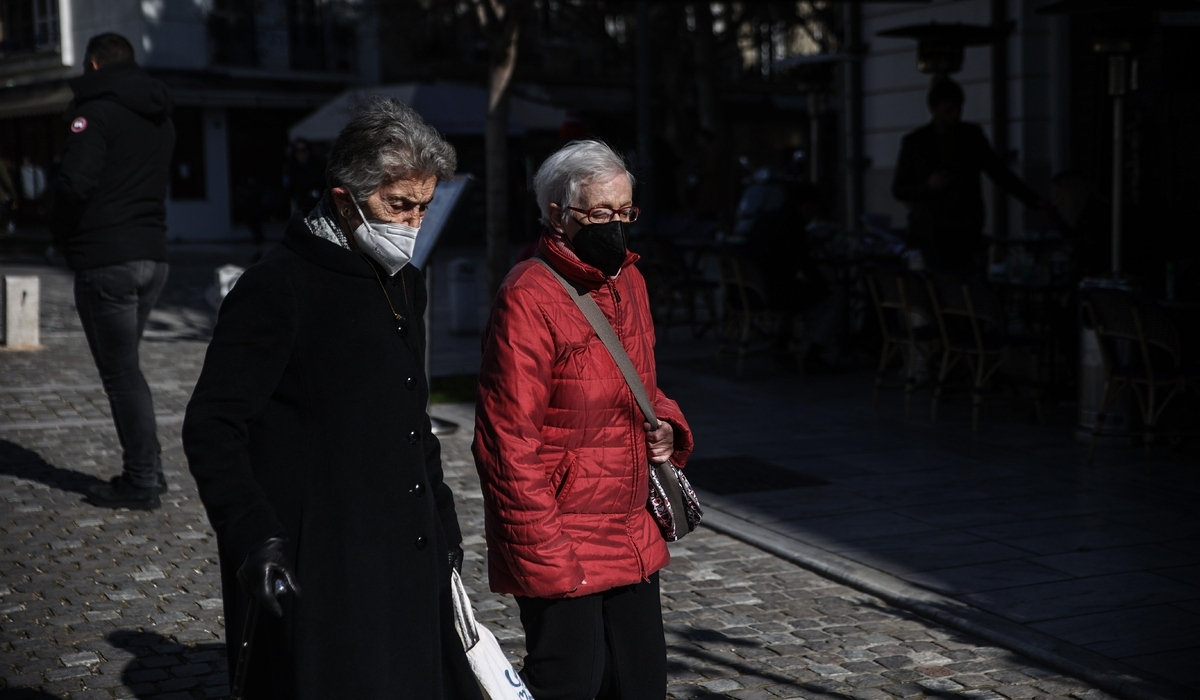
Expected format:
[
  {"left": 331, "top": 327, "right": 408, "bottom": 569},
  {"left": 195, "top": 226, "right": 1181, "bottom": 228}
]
[{"left": 607, "top": 279, "right": 621, "bottom": 304}]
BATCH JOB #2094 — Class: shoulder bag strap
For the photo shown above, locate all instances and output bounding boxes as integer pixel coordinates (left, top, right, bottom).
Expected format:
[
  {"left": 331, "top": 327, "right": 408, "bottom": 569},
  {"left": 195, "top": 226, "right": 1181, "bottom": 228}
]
[{"left": 532, "top": 256, "right": 659, "bottom": 431}]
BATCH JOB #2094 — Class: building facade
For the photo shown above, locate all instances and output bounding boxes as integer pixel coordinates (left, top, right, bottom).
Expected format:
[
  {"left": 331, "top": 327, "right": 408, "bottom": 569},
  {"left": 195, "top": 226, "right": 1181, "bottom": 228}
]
[{"left": 0, "top": 0, "right": 378, "bottom": 241}]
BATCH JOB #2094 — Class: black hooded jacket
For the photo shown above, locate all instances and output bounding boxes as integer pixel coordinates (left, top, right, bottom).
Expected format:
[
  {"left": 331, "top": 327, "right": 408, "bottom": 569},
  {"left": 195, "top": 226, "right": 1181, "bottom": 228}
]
[{"left": 52, "top": 61, "right": 175, "bottom": 270}]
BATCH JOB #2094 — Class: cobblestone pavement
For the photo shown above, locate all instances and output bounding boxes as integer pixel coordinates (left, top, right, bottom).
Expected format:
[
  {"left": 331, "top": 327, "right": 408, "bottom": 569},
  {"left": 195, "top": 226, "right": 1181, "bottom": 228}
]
[{"left": 0, "top": 260, "right": 1115, "bottom": 699}]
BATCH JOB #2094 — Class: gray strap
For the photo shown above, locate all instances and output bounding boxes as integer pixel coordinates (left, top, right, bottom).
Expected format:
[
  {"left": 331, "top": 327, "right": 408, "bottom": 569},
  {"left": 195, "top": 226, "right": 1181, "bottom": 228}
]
[{"left": 533, "top": 257, "right": 660, "bottom": 430}]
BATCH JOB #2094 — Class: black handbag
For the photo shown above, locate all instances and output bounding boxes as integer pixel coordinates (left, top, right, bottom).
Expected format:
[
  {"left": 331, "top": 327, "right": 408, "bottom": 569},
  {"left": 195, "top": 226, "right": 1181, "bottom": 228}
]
[{"left": 534, "top": 257, "right": 702, "bottom": 541}]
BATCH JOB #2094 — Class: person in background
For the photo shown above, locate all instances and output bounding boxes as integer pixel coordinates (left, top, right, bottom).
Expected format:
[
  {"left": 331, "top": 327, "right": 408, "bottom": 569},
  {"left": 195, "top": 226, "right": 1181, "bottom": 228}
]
[
  {"left": 20, "top": 155, "right": 48, "bottom": 223},
  {"left": 50, "top": 33, "right": 175, "bottom": 509},
  {"left": 473, "top": 140, "right": 694, "bottom": 699},
  {"left": 183, "top": 97, "right": 480, "bottom": 698},
  {"left": 740, "top": 179, "right": 842, "bottom": 373},
  {"left": 0, "top": 155, "right": 17, "bottom": 233},
  {"left": 892, "top": 78, "right": 1052, "bottom": 272}
]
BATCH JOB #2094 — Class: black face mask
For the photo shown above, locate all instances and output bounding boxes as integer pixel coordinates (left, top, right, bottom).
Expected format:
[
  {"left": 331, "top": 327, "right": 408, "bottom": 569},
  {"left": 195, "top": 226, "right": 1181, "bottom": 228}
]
[{"left": 570, "top": 219, "right": 628, "bottom": 277}]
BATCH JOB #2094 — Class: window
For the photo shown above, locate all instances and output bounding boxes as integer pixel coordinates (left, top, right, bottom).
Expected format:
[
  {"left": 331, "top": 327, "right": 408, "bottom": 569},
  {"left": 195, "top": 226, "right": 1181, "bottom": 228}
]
[
  {"left": 209, "top": 0, "right": 257, "bottom": 67},
  {"left": 290, "top": 0, "right": 357, "bottom": 72},
  {"left": 0, "top": 0, "right": 60, "bottom": 57}
]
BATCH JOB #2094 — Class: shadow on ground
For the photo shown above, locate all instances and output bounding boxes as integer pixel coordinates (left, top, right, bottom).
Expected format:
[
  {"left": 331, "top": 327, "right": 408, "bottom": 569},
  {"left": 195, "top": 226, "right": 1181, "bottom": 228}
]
[
  {"left": 0, "top": 690, "right": 65, "bottom": 700},
  {"left": 667, "top": 623, "right": 979, "bottom": 700},
  {"left": 107, "top": 630, "right": 227, "bottom": 699},
  {"left": 0, "top": 440, "right": 104, "bottom": 497}
]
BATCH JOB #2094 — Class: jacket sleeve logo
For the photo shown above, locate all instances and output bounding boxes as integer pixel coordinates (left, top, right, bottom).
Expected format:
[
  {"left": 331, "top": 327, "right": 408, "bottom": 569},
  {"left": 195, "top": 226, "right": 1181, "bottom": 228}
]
[{"left": 70, "top": 117, "right": 88, "bottom": 133}]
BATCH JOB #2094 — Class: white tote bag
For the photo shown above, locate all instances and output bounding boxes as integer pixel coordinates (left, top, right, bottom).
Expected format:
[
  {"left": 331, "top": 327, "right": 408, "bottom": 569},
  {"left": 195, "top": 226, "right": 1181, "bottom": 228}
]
[{"left": 450, "top": 570, "right": 535, "bottom": 700}]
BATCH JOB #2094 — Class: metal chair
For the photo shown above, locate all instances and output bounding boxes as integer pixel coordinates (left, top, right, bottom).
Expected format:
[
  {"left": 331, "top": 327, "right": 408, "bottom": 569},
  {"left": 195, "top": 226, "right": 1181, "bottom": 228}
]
[
  {"left": 864, "top": 264, "right": 939, "bottom": 416},
  {"left": 641, "top": 235, "right": 719, "bottom": 341},
  {"left": 925, "top": 270, "right": 1043, "bottom": 432},
  {"left": 1081, "top": 288, "right": 1200, "bottom": 460},
  {"left": 717, "top": 254, "right": 785, "bottom": 378}
]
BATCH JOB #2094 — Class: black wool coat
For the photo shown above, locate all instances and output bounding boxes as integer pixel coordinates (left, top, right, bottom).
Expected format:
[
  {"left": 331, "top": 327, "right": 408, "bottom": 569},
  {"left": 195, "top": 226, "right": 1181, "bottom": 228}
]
[{"left": 183, "top": 220, "right": 478, "bottom": 699}]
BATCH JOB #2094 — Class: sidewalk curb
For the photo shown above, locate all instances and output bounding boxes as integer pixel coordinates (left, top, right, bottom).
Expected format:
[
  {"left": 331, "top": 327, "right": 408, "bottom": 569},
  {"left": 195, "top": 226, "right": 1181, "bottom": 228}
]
[{"left": 698, "top": 505, "right": 1188, "bottom": 700}]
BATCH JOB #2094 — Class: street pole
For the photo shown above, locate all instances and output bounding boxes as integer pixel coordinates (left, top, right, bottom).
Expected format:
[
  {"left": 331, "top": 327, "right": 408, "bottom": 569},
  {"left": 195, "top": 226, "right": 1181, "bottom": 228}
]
[
  {"left": 841, "top": 1, "right": 864, "bottom": 230},
  {"left": 991, "top": 0, "right": 1010, "bottom": 240},
  {"left": 1108, "top": 54, "right": 1127, "bottom": 277}
]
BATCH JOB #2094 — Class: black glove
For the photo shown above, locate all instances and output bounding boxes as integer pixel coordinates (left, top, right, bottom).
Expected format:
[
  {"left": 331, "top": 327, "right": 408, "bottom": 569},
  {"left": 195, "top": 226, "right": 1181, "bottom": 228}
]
[
  {"left": 448, "top": 544, "right": 464, "bottom": 574},
  {"left": 238, "top": 537, "right": 300, "bottom": 618}
]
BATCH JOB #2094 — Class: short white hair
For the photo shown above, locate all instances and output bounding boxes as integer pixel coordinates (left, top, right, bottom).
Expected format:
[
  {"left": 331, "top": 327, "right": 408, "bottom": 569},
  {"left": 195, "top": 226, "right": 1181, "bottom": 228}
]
[{"left": 533, "top": 140, "right": 636, "bottom": 227}]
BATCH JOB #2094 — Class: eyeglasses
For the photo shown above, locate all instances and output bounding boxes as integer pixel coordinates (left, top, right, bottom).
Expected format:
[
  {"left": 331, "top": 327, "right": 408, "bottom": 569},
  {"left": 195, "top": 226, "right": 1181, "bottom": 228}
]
[{"left": 567, "top": 205, "right": 640, "bottom": 224}]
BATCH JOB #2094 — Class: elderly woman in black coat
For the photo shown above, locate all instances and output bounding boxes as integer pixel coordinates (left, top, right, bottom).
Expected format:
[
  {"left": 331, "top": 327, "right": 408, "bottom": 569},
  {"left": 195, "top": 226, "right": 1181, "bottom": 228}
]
[{"left": 183, "top": 97, "right": 481, "bottom": 699}]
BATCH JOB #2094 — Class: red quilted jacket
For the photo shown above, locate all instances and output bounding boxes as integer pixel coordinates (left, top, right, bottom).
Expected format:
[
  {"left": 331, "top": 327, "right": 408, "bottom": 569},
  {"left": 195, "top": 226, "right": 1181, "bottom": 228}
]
[{"left": 472, "top": 231, "right": 694, "bottom": 599}]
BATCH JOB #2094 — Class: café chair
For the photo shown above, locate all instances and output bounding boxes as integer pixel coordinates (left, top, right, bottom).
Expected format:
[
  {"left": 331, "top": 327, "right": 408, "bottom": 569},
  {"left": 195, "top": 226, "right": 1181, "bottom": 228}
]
[
  {"left": 925, "top": 270, "right": 1044, "bottom": 432},
  {"left": 1081, "top": 288, "right": 1200, "bottom": 461},
  {"left": 864, "top": 263, "right": 940, "bottom": 416},
  {"left": 637, "top": 234, "right": 719, "bottom": 341},
  {"left": 717, "top": 254, "right": 784, "bottom": 378}
]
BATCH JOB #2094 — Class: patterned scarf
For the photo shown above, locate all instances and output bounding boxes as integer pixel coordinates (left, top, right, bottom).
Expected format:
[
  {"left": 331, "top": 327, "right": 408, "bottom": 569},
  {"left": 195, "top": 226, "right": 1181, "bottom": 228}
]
[{"left": 303, "top": 195, "right": 350, "bottom": 250}]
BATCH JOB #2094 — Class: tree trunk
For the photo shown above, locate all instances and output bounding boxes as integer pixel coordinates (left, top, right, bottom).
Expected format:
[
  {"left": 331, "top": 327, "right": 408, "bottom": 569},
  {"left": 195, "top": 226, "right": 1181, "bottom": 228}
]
[
  {"left": 692, "top": 2, "right": 719, "bottom": 134},
  {"left": 484, "top": 7, "right": 521, "bottom": 298}
]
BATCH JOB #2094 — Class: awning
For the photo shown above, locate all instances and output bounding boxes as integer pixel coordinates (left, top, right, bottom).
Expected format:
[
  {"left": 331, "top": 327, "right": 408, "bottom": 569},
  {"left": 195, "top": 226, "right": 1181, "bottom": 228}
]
[{"left": 288, "top": 82, "right": 567, "bottom": 141}]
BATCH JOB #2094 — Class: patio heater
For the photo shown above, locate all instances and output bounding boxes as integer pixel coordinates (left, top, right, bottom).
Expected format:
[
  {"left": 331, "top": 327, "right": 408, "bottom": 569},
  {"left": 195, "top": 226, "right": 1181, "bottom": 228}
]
[
  {"left": 876, "top": 21, "right": 1012, "bottom": 241},
  {"left": 875, "top": 22, "right": 998, "bottom": 79},
  {"left": 1037, "top": 0, "right": 1200, "bottom": 441},
  {"left": 1036, "top": 0, "right": 1200, "bottom": 279}
]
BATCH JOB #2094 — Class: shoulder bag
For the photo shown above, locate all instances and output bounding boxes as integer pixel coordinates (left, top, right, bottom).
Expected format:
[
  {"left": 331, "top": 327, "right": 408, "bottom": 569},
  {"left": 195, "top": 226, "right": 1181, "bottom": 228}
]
[{"left": 533, "top": 257, "right": 701, "bottom": 541}]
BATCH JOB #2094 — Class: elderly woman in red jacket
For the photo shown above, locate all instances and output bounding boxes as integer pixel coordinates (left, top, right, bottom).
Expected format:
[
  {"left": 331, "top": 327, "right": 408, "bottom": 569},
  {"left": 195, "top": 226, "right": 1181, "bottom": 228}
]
[{"left": 473, "top": 140, "right": 694, "bottom": 699}]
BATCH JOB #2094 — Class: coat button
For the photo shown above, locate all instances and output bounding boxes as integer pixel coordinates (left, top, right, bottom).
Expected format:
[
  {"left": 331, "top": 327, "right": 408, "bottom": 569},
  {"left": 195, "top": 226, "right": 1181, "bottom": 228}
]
[
  {"left": 414, "top": 535, "right": 427, "bottom": 550},
  {"left": 407, "top": 430, "right": 419, "bottom": 444},
  {"left": 405, "top": 376, "right": 417, "bottom": 390},
  {"left": 412, "top": 483, "right": 426, "bottom": 497}
]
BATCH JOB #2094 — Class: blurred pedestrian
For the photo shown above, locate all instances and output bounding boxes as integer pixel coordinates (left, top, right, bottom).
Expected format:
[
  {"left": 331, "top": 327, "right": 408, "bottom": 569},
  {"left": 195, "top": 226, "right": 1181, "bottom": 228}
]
[
  {"left": 183, "top": 97, "right": 480, "bottom": 698},
  {"left": 50, "top": 33, "right": 175, "bottom": 509},
  {"left": 892, "top": 78, "right": 1051, "bottom": 272},
  {"left": 0, "top": 155, "right": 17, "bottom": 233},
  {"left": 473, "top": 140, "right": 695, "bottom": 699},
  {"left": 19, "top": 155, "right": 47, "bottom": 222}
]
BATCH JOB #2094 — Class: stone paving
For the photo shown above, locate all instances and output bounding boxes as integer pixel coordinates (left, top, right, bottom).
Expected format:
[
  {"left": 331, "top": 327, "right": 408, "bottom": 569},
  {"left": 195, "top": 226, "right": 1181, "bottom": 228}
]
[{"left": 0, "top": 255, "right": 1117, "bottom": 699}]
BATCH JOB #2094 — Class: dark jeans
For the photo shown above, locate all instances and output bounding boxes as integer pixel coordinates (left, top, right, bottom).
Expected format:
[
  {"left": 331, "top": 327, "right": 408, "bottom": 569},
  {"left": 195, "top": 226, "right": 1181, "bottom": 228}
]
[
  {"left": 515, "top": 572, "right": 665, "bottom": 700},
  {"left": 74, "top": 260, "right": 168, "bottom": 488}
]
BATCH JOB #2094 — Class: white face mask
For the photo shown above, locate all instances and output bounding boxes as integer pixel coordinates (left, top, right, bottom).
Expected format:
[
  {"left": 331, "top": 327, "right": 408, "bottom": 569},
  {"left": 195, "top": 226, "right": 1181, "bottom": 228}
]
[{"left": 350, "top": 197, "right": 419, "bottom": 276}]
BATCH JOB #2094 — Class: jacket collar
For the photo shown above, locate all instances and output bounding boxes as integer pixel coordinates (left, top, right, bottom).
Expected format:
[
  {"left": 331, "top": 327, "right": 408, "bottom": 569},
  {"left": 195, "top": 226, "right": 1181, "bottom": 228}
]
[
  {"left": 537, "top": 228, "right": 639, "bottom": 288},
  {"left": 282, "top": 217, "right": 380, "bottom": 279}
]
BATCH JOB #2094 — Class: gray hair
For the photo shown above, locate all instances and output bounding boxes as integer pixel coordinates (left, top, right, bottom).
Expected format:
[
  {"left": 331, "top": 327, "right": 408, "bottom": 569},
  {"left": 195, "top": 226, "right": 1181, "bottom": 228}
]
[
  {"left": 533, "top": 140, "right": 636, "bottom": 226},
  {"left": 326, "top": 96, "right": 457, "bottom": 203}
]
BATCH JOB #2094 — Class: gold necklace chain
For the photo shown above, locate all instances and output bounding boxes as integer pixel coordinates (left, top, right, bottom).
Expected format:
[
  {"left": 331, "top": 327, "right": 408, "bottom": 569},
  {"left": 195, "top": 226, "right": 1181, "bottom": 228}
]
[{"left": 360, "top": 254, "right": 409, "bottom": 333}]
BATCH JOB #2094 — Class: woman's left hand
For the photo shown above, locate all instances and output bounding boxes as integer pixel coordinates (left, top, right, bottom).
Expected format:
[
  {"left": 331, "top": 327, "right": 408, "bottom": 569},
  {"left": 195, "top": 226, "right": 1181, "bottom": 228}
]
[{"left": 644, "top": 421, "right": 675, "bottom": 464}]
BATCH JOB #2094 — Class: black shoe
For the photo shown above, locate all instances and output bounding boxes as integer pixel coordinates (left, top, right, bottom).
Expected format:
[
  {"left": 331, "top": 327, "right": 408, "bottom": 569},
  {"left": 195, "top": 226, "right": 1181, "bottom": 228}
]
[
  {"left": 87, "top": 476, "right": 161, "bottom": 510},
  {"left": 110, "top": 473, "right": 168, "bottom": 494}
]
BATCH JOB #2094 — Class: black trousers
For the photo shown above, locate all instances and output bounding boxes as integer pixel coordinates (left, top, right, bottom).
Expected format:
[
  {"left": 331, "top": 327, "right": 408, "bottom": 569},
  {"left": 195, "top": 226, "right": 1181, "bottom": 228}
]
[
  {"left": 74, "top": 260, "right": 168, "bottom": 487},
  {"left": 515, "top": 572, "right": 665, "bottom": 700}
]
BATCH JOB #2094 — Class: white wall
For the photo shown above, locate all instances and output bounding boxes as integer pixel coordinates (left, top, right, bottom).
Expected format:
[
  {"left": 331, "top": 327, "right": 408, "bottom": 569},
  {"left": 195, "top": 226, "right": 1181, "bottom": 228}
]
[
  {"left": 141, "top": 0, "right": 211, "bottom": 70},
  {"left": 165, "top": 107, "right": 231, "bottom": 242}
]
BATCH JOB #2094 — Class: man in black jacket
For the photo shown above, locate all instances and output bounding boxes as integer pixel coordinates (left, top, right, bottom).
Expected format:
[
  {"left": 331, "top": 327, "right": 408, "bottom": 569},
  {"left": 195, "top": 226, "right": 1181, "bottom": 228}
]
[
  {"left": 51, "top": 33, "right": 175, "bottom": 510},
  {"left": 892, "top": 79, "right": 1049, "bottom": 272}
]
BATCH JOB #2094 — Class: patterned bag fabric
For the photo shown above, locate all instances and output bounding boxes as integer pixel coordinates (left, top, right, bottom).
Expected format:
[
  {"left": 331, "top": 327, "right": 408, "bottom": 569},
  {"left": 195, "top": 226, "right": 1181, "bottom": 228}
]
[{"left": 648, "top": 461, "right": 703, "bottom": 541}]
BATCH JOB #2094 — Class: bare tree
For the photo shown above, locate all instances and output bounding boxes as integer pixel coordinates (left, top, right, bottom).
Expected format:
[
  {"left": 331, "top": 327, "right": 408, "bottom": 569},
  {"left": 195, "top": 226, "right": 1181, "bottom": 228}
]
[{"left": 475, "top": 0, "right": 525, "bottom": 297}]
